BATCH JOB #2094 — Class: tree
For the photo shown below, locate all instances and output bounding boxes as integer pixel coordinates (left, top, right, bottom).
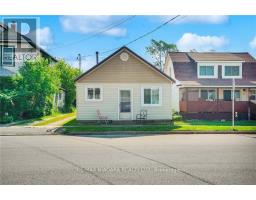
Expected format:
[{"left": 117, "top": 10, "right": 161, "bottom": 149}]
[
  {"left": 54, "top": 60, "right": 80, "bottom": 112},
  {"left": 146, "top": 39, "right": 178, "bottom": 70},
  {"left": 17, "top": 57, "right": 61, "bottom": 118}
]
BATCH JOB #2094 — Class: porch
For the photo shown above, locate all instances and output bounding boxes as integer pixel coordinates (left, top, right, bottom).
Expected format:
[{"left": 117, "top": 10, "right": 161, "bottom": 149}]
[{"left": 179, "top": 87, "right": 256, "bottom": 120}]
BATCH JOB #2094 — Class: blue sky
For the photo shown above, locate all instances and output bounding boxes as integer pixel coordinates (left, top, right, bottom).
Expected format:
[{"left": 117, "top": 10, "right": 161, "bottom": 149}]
[{"left": 2, "top": 15, "right": 256, "bottom": 71}]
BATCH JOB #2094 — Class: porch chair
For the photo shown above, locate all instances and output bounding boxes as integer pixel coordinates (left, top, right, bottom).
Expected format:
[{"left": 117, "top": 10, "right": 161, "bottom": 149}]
[
  {"left": 136, "top": 109, "right": 148, "bottom": 123},
  {"left": 96, "top": 109, "right": 110, "bottom": 125}
]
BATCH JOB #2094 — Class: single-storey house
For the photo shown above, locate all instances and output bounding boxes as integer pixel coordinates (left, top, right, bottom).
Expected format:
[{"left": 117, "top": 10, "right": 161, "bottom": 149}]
[
  {"left": 75, "top": 46, "right": 175, "bottom": 122},
  {"left": 164, "top": 51, "right": 256, "bottom": 120}
]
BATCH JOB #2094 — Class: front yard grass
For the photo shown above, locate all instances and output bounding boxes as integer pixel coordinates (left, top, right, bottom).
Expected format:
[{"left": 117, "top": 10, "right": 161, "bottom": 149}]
[
  {"left": 61, "top": 119, "right": 256, "bottom": 133},
  {"left": 33, "top": 112, "right": 76, "bottom": 126}
]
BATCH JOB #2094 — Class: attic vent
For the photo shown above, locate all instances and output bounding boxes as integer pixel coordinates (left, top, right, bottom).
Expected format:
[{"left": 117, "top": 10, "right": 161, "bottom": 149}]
[{"left": 120, "top": 52, "right": 129, "bottom": 62}]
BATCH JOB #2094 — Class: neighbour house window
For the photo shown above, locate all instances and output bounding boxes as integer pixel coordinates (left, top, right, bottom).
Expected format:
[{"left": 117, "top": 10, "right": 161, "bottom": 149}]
[
  {"left": 200, "top": 89, "right": 216, "bottom": 101},
  {"left": 86, "top": 87, "right": 102, "bottom": 101},
  {"left": 199, "top": 66, "right": 214, "bottom": 77},
  {"left": 142, "top": 87, "right": 161, "bottom": 106},
  {"left": 250, "top": 90, "right": 256, "bottom": 100},
  {"left": 2, "top": 46, "right": 15, "bottom": 66},
  {"left": 224, "top": 66, "right": 241, "bottom": 77},
  {"left": 223, "top": 90, "right": 240, "bottom": 101}
]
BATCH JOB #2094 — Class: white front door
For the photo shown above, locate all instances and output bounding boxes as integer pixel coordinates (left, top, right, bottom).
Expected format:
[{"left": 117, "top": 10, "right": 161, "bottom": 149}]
[{"left": 119, "top": 89, "right": 132, "bottom": 120}]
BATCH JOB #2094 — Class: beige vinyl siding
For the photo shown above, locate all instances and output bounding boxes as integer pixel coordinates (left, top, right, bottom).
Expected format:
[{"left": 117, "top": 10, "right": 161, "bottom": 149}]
[
  {"left": 76, "top": 83, "right": 172, "bottom": 120},
  {"left": 77, "top": 50, "right": 170, "bottom": 84}
]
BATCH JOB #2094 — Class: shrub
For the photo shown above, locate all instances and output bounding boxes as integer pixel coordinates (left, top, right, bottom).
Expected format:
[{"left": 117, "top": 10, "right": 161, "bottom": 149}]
[
  {"left": 172, "top": 111, "right": 183, "bottom": 121},
  {"left": 54, "top": 61, "right": 80, "bottom": 112}
]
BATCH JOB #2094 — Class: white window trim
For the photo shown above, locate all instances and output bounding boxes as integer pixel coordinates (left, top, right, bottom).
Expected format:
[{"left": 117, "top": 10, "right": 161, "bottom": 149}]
[
  {"left": 2, "top": 46, "right": 15, "bottom": 67},
  {"left": 141, "top": 86, "right": 162, "bottom": 106},
  {"left": 199, "top": 89, "right": 217, "bottom": 101},
  {"left": 85, "top": 86, "right": 103, "bottom": 102},
  {"left": 197, "top": 63, "right": 218, "bottom": 79},
  {"left": 222, "top": 64, "right": 242, "bottom": 79}
]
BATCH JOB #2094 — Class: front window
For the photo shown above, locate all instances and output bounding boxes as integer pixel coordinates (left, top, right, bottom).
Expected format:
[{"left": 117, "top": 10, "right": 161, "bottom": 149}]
[
  {"left": 224, "top": 66, "right": 241, "bottom": 77},
  {"left": 200, "top": 89, "right": 216, "bottom": 101},
  {"left": 250, "top": 89, "right": 256, "bottom": 100},
  {"left": 142, "top": 87, "right": 161, "bottom": 106},
  {"left": 223, "top": 90, "right": 240, "bottom": 101},
  {"left": 199, "top": 66, "right": 214, "bottom": 76},
  {"left": 86, "top": 87, "right": 102, "bottom": 101},
  {"left": 2, "top": 46, "right": 14, "bottom": 66}
]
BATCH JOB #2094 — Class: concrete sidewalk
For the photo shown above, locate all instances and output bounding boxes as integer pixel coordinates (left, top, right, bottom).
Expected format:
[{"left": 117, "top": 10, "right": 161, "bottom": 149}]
[
  {"left": 0, "top": 126, "right": 57, "bottom": 136},
  {"left": 1, "top": 126, "right": 255, "bottom": 136}
]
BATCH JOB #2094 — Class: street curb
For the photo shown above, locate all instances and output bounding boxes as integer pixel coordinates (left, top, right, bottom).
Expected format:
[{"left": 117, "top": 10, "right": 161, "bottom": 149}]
[{"left": 59, "top": 130, "right": 256, "bottom": 135}]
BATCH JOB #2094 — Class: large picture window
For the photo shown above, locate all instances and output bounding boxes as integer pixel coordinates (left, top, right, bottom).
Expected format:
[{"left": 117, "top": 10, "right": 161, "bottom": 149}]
[
  {"left": 2, "top": 46, "right": 14, "bottom": 66},
  {"left": 86, "top": 87, "right": 102, "bottom": 101},
  {"left": 142, "top": 87, "right": 161, "bottom": 106}
]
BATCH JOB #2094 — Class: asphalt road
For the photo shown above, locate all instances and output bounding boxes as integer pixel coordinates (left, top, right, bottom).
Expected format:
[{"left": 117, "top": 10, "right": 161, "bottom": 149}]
[{"left": 1, "top": 131, "right": 256, "bottom": 184}]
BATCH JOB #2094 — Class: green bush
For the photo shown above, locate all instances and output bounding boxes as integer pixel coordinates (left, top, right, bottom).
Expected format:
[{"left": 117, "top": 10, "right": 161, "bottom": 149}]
[
  {"left": 0, "top": 57, "right": 61, "bottom": 123},
  {"left": 1, "top": 114, "right": 14, "bottom": 124},
  {"left": 172, "top": 111, "right": 183, "bottom": 121},
  {"left": 54, "top": 61, "right": 80, "bottom": 112},
  {"left": 0, "top": 58, "right": 79, "bottom": 123}
]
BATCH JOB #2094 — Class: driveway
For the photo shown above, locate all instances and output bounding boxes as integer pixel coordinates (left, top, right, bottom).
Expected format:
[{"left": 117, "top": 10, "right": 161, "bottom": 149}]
[{"left": 0, "top": 132, "right": 256, "bottom": 184}]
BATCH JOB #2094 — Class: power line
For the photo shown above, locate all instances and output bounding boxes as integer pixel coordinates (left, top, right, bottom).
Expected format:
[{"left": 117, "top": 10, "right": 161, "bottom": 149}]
[
  {"left": 49, "top": 15, "right": 136, "bottom": 50},
  {"left": 81, "top": 15, "right": 181, "bottom": 58}
]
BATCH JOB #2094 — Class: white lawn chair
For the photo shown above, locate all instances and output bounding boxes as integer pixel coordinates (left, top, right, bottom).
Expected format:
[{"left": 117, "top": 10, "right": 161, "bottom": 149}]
[{"left": 97, "top": 109, "right": 109, "bottom": 125}]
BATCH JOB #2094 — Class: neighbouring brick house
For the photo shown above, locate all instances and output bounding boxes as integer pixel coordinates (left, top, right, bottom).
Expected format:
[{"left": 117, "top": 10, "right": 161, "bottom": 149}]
[{"left": 164, "top": 52, "right": 256, "bottom": 120}]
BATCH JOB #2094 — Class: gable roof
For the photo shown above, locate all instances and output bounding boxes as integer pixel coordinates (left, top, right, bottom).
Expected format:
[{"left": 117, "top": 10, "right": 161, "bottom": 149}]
[
  {"left": 0, "top": 23, "right": 58, "bottom": 62},
  {"left": 75, "top": 46, "right": 175, "bottom": 83}
]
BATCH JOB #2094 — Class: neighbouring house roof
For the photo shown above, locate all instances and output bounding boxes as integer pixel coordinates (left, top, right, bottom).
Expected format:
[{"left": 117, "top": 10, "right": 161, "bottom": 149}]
[
  {"left": 75, "top": 46, "right": 175, "bottom": 83},
  {"left": 187, "top": 52, "right": 245, "bottom": 62},
  {"left": 168, "top": 52, "right": 256, "bottom": 87},
  {"left": 0, "top": 23, "right": 58, "bottom": 62},
  {"left": 168, "top": 52, "right": 256, "bottom": 63}
]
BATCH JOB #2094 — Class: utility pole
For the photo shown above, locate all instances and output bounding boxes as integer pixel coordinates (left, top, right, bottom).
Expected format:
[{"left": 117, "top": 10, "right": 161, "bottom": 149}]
[
  {"left": 77, "top": 53, "right": 81, "bottom": 73},
  {"left": 232, "top": 78, "right": 235, "bottom": 130}
]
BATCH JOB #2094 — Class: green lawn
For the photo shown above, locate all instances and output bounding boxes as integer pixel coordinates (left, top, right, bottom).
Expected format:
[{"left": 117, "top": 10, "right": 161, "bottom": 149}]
[
  {"left": 8, "top": 112, "right": 69, "bottom": 126},
  {"left": 33, "top": 112, "right": 76, "bottom": 126},
  {"left": 61, "top": 119, "right": 256, "bottom": 133}
]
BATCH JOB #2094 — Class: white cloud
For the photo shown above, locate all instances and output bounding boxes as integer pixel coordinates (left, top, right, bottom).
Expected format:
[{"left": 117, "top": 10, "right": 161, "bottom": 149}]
[
  {"left": 37, "top": 27, "right": 53, "bottom": 49},
  {"left": 250, "top": 36, "right": 256, "bottom": 49},
  {"left": 177, "top": 33, "right": 228, "bottom": 52},
  {"left": 60, "top": 16, "right": 127, "bottom": 37},
  {"left": 158, "top": 15, "right": 228, "bottom": 24}
]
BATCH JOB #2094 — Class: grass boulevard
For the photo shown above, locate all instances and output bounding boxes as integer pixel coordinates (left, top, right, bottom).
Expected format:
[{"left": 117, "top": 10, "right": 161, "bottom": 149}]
[{"left": 60, "top": 119, "right": 256, "bottom": 133}]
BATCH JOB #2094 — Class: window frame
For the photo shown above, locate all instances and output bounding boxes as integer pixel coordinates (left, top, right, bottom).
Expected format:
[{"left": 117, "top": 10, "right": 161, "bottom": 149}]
[
  {"left": 222, "top": 65, "right": 242, "bottom": 79},
  {"left": 141, "top": 87, "right": 162, "bottom": 106},
  {"left": 223, "top": 89, "right": 241, "bottom": 101},
  {"left": 2, "top": 46, "right": 15, "bottom": 67},
  {"left": 85, "top": 86, "right": 103, "bottom": 102},
  {"left": 199, "top": 89, "right": 217, "bottom": 101},
  {"left": 197, "top": 63, "right": 218, "bottom": 79}
]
